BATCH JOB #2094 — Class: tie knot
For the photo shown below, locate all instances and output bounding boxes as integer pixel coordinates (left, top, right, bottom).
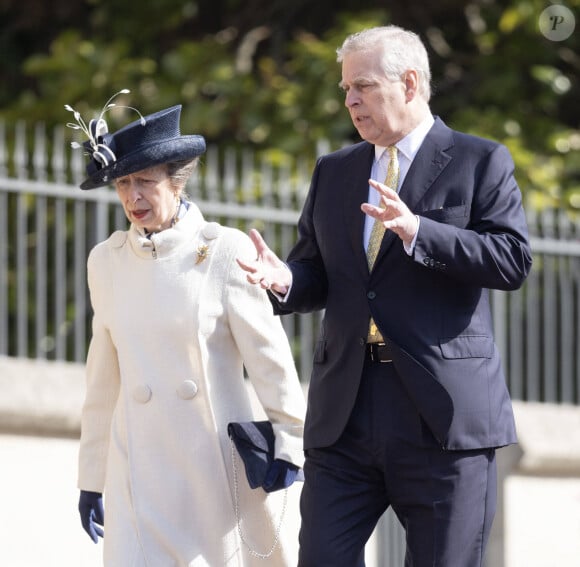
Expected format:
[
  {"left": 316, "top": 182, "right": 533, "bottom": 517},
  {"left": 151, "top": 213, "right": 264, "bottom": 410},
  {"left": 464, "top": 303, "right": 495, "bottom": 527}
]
[{"left": 381, "top": 145, "right": 398, "bottom": 170}]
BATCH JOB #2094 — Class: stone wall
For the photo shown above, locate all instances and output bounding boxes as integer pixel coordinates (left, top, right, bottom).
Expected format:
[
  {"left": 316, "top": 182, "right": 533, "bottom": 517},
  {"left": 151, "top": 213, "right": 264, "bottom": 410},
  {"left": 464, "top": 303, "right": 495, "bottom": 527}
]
[{"left": 0, "top": 355, "right": 85, "bottom": 437}]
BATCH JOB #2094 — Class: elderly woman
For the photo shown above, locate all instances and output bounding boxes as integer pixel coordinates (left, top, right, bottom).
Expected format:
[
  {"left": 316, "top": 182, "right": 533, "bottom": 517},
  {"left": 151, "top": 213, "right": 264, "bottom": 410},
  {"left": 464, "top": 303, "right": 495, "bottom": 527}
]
[{"left": 67, "top": 96, "right": 306, "bottom": 566}]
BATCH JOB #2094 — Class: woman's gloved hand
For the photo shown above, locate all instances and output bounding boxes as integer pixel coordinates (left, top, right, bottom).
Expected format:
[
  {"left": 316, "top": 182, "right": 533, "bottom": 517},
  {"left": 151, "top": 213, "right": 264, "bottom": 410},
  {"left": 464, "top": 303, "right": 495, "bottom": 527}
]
[
  {"left": 262, "top": 459, "right": 301, "bottom": 493},
  {"left": 78, "top": 490, "right": 104, "bottom": 543}
]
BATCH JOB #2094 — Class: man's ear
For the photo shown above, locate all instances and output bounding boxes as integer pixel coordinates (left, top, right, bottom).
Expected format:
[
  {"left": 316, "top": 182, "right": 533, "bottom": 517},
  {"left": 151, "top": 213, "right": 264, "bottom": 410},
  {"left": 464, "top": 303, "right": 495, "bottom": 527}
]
[{"left": 403, "top": 70, "right": 420, "bottom": 102}]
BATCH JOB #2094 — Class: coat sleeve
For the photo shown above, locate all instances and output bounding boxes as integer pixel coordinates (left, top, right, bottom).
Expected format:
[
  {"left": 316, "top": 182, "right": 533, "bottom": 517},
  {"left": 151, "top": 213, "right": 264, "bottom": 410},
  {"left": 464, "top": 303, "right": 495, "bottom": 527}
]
[
  {"left": 225, "top": 232, "right": 306, "bottom": 467},
  {"left": 413, "top": 143, "right": 532, "bottom": 291},
  {"left": 77, "top": 243, "right": 121, "bottom": 492},
  {"left": 276, "top": 159, "right": 329, "bottom": 315}
]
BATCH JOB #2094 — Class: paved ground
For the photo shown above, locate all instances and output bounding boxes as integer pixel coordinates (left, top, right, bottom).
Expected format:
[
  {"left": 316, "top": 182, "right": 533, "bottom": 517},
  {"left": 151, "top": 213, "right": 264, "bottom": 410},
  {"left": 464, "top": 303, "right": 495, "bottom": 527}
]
[
  {"left": 504, "top": 475, "right": 580, "bottom": 567},
  {"left": 0, "top": 433, "right": 382, "bottom": 567},
  {"left": 3, "top": 433, "right": 580, "bottom": 567},
  {"left": 2, "top": 355, "right": 580, "bottom": 567},
  {"left": 0, "top": 434, "right": 102, "bottom": 567}
]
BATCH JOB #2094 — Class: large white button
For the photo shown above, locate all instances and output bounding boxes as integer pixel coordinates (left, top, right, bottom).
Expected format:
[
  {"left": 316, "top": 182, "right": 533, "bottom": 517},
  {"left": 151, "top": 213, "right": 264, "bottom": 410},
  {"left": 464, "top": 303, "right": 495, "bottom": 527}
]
[
  {"left": 202, "top": 222, "right": 219, "bottom": 240},
  {"left": 176, "top": 380, "right": 198, "bottom": 400},
  {"left": 132, "top": 384, "right": 152, "bottom": 403}
]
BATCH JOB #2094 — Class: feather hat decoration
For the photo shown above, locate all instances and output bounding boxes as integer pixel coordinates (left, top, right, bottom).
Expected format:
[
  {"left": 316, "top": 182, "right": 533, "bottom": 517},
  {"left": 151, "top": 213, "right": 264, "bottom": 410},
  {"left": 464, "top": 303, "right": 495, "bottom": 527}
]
[{"left": 65, "top": 90, "right": 206, "bottom": 190}]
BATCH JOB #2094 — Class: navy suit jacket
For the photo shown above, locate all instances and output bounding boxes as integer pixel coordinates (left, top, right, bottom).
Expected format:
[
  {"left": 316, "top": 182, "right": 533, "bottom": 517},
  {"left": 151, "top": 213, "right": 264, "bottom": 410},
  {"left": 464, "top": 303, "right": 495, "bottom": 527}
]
[{"left": 274, "top": 117, "right": 532, "bottom": 451}]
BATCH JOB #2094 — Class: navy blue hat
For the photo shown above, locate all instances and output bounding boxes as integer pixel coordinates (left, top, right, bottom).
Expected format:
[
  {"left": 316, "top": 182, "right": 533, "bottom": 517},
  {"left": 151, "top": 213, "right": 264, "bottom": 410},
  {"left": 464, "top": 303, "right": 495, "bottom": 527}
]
[{"left": 65, "top": 92, "right": 206, "bottom": 190}]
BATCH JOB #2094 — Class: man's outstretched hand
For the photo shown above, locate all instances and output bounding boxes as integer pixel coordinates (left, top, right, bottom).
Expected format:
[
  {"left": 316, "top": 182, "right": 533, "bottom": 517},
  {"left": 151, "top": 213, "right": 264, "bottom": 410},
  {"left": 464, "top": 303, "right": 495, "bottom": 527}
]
[{"left": 237, "top": 229, "right": 292, "bottom": 294}]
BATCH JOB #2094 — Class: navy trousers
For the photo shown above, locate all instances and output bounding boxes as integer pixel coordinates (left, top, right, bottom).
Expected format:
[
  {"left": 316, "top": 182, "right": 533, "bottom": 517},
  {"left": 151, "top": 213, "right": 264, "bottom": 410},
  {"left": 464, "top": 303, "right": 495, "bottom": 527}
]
[{"left": 298, "top": 357, "right": 497, "bottom": 567}]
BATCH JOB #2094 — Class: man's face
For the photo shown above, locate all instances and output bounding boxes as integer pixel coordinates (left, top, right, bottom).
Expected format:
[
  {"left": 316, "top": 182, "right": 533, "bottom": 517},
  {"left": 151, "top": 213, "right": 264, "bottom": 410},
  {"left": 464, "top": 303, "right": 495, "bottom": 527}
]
[{"left": 340, "top": 49, "right": 409, "bottom": 147}]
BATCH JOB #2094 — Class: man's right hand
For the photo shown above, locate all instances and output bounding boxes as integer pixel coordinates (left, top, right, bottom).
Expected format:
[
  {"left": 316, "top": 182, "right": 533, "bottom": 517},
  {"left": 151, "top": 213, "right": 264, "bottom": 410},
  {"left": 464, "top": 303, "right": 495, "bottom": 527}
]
[
  {"left": 236, "top": 229, "right": 292, "bottom": 295},
  {"left": 78, "top": 490, "right": 104, "bottom": 543}
]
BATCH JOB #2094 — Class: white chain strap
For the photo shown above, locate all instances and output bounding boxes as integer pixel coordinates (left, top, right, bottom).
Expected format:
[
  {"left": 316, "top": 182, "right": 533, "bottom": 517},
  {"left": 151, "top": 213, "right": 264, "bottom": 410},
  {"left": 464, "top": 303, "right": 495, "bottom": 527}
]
[{"left": 229, "top": 436, "right": 288, "bottom": 559}]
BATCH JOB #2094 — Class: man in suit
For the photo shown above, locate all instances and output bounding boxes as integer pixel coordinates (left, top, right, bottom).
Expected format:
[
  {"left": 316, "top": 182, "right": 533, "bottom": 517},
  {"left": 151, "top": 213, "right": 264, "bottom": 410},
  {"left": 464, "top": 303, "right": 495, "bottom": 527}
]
[{"left": 237, "top": 25, "right": 532, "bottom": 566}]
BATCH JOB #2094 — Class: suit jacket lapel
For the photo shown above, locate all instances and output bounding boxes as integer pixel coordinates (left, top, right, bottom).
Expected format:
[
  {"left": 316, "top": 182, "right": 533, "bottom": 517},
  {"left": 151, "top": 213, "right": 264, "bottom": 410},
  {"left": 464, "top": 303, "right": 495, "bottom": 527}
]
[
  {"left": 398, "top": 117, "right": 454, "bottom": 211},
  {"left": 373, "top": 117, "right": 454, "bottom": 266},
  {"left": 343, "top": 143, "right": 375, "bottom": 278}
]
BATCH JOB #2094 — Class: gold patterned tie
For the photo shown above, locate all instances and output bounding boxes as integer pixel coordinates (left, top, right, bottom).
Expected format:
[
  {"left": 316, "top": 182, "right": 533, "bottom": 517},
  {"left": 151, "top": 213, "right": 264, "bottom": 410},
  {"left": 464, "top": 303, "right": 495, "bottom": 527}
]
[{"left": 367, "top": 145, "right": 399, "bottom": 342}]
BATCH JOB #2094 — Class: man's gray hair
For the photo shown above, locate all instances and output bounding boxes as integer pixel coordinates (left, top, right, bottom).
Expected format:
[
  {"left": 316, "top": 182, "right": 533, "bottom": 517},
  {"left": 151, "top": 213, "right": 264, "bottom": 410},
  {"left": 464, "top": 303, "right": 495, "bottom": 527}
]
[{"left": 336, "top": 26, "right": 432, "bottom": 101}]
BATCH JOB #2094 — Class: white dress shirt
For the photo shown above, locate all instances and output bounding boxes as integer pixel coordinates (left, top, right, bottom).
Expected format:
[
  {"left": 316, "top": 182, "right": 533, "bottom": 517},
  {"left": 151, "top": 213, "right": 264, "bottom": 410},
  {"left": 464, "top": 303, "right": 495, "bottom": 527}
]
[
  {"left": 364, "top": 114, "right": 435, "bottom": 253},
  {"left": 279, "top": 114, "right": 436, "bottom": 300}
]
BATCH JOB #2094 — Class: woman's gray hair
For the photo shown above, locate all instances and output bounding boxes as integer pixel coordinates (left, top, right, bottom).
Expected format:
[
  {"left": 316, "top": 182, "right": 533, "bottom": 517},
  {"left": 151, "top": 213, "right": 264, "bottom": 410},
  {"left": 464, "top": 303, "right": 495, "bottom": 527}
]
[
  {"left": 165, "top": 157, "right": 200, "bottom": 197},
  {"left": 336, "top": 26, "right": 432, "bottom": 101}
]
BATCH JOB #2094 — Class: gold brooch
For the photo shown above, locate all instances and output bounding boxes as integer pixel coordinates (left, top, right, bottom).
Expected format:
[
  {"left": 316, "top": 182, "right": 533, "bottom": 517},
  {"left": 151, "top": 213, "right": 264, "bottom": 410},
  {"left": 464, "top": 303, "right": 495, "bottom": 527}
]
[{"left": 196, "top": 244, "right": 209, "bottom": 264}]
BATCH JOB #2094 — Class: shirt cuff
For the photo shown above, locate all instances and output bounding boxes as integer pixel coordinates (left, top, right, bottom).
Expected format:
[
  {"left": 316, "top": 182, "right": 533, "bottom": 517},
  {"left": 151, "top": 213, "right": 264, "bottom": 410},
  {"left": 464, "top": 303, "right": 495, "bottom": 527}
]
[{"left": 403, "top": 216, "right": 420, "bottom": 256}]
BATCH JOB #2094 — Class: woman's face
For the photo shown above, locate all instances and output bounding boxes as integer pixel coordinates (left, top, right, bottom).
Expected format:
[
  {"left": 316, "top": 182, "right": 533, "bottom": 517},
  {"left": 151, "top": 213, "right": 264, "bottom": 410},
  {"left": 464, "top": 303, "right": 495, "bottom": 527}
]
[{"left": 114, "top": 165, "right": 180, "bottom": 233}]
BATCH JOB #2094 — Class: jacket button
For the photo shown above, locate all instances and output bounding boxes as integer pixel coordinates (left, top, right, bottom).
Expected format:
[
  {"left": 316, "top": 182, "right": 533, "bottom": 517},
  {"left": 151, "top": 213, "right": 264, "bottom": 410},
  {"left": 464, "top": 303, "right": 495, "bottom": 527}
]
[
  {"left": 133, "top": 384, "right": 152, "bottom": 404},
  {"left": 177, "top": 380, "right": 198, "bottom": 400},
  {"left": 367, "top": 291, "right": 376, "bottom": 300},
  {"left": 423, "top": 257, "right": 430, "bottom": 266}
]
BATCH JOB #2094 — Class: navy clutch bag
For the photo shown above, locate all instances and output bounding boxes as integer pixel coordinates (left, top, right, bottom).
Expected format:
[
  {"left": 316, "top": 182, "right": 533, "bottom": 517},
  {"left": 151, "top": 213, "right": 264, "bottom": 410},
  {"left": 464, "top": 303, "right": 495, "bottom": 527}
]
[{"left": 227, "top": 420, "right": 304, "bottom": 489}]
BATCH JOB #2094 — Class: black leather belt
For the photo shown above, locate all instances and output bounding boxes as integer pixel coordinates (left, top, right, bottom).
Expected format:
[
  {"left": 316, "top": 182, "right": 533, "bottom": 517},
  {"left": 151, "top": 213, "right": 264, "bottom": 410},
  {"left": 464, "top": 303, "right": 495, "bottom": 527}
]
[{"left": 366, "top": 342, "right": 394, "bottom": 363}]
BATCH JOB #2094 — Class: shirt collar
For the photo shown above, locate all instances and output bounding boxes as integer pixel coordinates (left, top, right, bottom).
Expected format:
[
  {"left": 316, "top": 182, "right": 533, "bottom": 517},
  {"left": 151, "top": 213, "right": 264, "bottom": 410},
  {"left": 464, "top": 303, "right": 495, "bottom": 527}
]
[{"left": 374, "top": 113, "right": 435, "bottom": 163}]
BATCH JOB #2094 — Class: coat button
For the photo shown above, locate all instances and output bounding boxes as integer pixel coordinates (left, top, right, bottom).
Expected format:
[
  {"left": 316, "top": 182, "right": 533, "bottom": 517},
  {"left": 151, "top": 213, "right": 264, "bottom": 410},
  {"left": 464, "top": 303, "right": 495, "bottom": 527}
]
[
  {"left": 177, "top": 380, "right": 198, "bottom": 400},
  {"left": 133, "top": 384, "right": 152, "bottom": 403},
  {"left": 202, "top": 222, "right": 220, "bottom": 240},
  {"left": 367, "top": 291, "right": 376, "bottom": 300}
]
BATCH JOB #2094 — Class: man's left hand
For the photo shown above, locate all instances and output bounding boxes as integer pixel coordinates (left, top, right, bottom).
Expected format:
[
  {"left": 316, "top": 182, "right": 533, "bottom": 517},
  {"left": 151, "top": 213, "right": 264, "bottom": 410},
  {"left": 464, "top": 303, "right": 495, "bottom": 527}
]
[{"left": 361, "top": 179, "right": 418, "bottom": 246}]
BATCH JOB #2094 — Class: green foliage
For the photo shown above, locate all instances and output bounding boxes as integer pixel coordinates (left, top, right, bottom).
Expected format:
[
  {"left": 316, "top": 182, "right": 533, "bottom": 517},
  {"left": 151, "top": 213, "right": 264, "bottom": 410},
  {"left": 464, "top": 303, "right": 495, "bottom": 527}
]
[{"left": 0, "top": 0, "right": 578, "bottom": 211}]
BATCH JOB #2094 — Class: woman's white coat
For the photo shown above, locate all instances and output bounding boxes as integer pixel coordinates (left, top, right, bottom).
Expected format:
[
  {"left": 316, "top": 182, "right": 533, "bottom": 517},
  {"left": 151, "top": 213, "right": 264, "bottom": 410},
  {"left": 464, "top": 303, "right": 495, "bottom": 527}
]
[{"left": 78, "top": 204, "right": 306, "bottom": 566}]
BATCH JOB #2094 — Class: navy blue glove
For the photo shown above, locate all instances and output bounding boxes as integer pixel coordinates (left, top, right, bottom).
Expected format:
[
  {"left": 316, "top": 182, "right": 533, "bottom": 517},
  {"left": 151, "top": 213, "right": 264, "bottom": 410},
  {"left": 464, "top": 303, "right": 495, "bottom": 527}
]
[
  {"left": 262, "top": 459, "right": 301, "bottom": 493},
  {"left": 78, "top": 490, "right": 104, "bottom": 543}
]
